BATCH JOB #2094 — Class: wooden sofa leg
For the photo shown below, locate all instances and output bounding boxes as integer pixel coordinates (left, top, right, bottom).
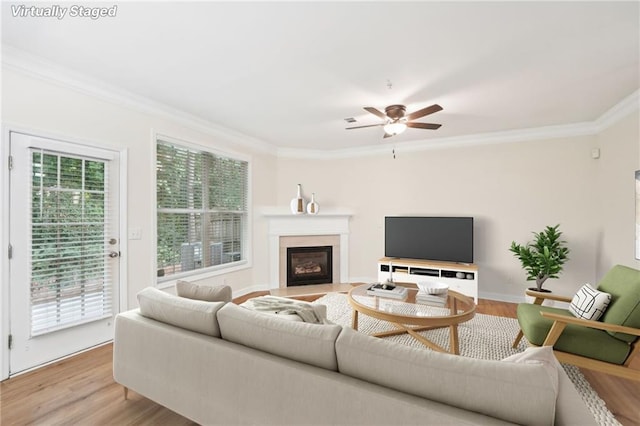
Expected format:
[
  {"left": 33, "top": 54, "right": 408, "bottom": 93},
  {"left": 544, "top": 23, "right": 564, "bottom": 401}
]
[
  {"left": 124, "top": 386, "right": 129, "bottom": 400},
  {"left": 512, "top": 330, "right": 524, "bottom": 348}
]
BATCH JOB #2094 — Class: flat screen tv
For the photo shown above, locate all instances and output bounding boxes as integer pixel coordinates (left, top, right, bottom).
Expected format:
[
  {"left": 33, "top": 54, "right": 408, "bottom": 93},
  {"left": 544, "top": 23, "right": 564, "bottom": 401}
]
[{"left": 385, "top": 216, "right": 474, "bottom": 264}]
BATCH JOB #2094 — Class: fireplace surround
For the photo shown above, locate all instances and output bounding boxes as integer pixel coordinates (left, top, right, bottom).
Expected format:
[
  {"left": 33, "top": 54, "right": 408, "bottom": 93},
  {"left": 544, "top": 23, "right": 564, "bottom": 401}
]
[{"left": 262, "top": 208, "right": 352, "bottom": 289}]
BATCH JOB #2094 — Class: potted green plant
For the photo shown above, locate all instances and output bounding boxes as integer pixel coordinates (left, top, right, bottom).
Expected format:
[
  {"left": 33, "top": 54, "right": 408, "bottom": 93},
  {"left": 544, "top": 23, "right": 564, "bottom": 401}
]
[{"left": 509, "top": 224, "right": 569, "bottom": 292}]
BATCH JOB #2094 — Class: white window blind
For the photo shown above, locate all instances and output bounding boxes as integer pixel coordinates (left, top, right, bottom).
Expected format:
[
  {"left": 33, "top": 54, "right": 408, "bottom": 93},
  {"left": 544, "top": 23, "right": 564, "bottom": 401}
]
[
  {"left": 30, "top": 149, "right": 112, "bottom": 336},
  {"left": 156, "top": 139, "right": 248, "bottom": 280}
]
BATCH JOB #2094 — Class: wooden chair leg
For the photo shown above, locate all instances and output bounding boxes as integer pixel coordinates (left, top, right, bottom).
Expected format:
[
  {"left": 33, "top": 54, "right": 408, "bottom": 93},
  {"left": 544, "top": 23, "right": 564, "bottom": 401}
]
[
  {"left": 542, "top": 321, "right": 567, "bottom": 346},
  {"left": 512, "top": 330, "right": 524, "bottom": 348},
  {"left": 123, "top": 386, "right": 129, "bottom": 400}
]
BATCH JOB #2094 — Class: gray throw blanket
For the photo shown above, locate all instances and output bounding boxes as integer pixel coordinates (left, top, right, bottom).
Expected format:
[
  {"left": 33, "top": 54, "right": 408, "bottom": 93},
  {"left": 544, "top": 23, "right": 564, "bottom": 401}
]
[{"left": 248, "top": 296, "right": 322, "bottom": 323}]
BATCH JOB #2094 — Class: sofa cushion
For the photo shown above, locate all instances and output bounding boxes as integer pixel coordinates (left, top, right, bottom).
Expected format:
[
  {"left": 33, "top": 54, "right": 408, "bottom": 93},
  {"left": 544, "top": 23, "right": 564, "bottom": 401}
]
[
  {"left": 598, "top": 265, "right": 640, "bottom": 343},
  {"left": 517, "top": 303, "right": 631, "bottom": 364},
  {"left": 217, "top": 303, "right": 341, "bottom": 371},
  {"left": 569, "top": 283, "right": 611, "bottom": 321},
  {"left": 501, "top": 346, "right": 560, "bottom": 394},
  {"left": 335, "top": 327, "right": 558, "bottom": 425},
  {"left": 137, "top": 287, "right": 225, "bottom": 337},
  {"left": 176, "top": 280, "right": 232, "bottom": 303}
]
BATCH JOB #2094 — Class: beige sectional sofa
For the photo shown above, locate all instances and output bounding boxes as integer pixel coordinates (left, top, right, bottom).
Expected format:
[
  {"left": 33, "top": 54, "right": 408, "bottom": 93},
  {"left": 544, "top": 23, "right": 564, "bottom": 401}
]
[{"left": 113, "top": 288, "right": 596, "bottom": 425}]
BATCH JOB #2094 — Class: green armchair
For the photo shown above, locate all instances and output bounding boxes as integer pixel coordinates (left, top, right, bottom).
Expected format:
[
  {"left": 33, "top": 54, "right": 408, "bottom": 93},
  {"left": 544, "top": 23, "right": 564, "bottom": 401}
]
[{"left": 513, "top": 264, "right": 640, "bottom": 381}]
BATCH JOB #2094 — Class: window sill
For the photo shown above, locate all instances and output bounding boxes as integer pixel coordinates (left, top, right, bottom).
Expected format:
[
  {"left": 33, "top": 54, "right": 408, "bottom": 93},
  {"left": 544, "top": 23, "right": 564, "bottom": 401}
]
[{"left": 155, "top": 260, "right": 251, "bottom": 289}]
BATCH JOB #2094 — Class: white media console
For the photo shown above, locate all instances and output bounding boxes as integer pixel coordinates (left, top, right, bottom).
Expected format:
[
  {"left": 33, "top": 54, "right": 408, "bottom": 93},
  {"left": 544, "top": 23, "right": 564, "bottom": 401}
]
[{"left": 377, "top": 257, "right": 478, "bottom": 303}]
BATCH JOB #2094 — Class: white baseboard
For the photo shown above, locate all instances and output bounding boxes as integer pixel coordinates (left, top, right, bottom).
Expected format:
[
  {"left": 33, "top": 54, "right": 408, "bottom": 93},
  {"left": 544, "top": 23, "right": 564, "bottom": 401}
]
[
  {"left": 233, "top": 284, "right": 270, "bottom": 298},
  {"left": 479, "top": 291, "right": 570, "bottom": 309},
  {"left": 349, "top": 276, "right": 377, "bottom": 285},
  {"left": 479, "top": 292, "right": 527, "bottom": 304},
  {"left": 233, "top": 284, "right": 566, "bottom": 308}
]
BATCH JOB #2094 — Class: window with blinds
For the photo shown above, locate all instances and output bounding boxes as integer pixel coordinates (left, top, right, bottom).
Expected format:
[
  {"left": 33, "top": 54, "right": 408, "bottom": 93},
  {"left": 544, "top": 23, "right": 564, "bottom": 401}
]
[
  {"left": 156, "top": 139, "right": 249, "bottom": 280},
  {"left": 30, "top": 150, "right": 112, "bottom": 336}
]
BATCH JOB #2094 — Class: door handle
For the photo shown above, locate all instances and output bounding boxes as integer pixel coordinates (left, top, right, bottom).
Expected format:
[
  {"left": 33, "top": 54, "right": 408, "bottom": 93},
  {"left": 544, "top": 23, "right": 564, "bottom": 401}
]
[{"left": 108, "top": 251, "right": 120, "bottom": 258}]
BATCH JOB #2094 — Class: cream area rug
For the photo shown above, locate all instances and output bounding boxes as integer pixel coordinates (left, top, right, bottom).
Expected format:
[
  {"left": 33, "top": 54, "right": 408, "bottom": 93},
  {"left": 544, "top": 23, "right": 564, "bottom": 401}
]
[{"left": 315, "top": 292, "right": 620, "bottom": 426}]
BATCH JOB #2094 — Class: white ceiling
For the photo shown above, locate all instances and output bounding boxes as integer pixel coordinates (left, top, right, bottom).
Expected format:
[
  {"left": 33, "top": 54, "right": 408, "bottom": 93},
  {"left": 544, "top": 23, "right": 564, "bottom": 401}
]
[{"left": 2, "top": 1, "right": 639, "bottom": 153}]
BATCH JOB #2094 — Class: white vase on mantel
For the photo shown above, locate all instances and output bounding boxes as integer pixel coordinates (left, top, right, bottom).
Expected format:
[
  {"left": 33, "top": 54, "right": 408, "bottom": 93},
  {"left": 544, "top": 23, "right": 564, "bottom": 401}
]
[
  {"left": 306, "top": 193, "right": 319, "bottom": 214},
  {"left": 290, "top": 184, "right": 306, "bottom": 215}
]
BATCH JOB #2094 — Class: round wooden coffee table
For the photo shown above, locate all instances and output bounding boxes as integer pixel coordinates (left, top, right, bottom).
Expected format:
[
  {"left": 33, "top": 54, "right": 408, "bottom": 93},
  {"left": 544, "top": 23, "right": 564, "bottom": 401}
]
[{"left": 347, "top": 284, "right": 476, "bottom": 355}]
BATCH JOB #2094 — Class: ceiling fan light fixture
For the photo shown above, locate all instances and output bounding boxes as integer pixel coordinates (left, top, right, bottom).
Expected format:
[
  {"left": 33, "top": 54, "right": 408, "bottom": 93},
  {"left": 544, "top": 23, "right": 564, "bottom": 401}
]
[
  {"left": 383, "top": 121, "right": 407, "bottom": 136},
  {"left": 347, "top": 103, "right": 442, "bottom": 137}
]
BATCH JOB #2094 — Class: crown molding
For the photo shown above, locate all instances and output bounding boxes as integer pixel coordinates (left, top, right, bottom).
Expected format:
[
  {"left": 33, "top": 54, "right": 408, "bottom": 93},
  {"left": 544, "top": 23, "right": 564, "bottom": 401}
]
[
  {"left": 1, "top": 46, "right": 278, "bottom": 156},
  {"left": 278, "top": 93, "right": 639, "bottom": 159},
  {"left": 592, "top": 89, "right": 639, "bottom": 132},
  {"left": 276, "top": 121, "right": 600, "bottom": 160},
  {"left": 3, "top": 46, "right": 637, "bottom": 161},
  {"left": 278, "top": 91, "right": 638, "bottom": 160}
]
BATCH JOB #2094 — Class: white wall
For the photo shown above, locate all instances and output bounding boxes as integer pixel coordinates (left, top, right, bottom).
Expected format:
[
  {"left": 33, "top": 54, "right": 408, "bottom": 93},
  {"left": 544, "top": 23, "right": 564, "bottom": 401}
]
[
  {"left": 595, "top": 113, "right": 640, "bottom": 276},
  {"left": 1, "top": 67, "right": 278, "bottom": 310},
  {"left": 275, "top": 125, "right": 638, "bottom": 302}
]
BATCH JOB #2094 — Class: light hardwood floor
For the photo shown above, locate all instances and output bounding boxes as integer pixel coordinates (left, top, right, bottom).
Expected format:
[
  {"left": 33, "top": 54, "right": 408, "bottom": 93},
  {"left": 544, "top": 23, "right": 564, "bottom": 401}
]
[{"left": 1, "top": 293, "right": 639, "bottom": 425}]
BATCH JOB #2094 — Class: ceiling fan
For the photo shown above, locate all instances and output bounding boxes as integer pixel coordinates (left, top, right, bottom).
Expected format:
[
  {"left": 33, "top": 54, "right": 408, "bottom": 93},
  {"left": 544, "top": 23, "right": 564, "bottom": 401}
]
[{"left": 346, "top": 104, "right": 443, "bottom": 138}]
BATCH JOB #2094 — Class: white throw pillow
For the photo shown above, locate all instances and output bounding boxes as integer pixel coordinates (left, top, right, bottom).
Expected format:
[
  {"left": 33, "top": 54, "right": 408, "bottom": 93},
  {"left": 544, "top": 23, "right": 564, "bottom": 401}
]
[
  {"left": 569, "top": 283, "right": 611, "bottom": 321},
  {"left": 176, "top": 280, "right": 232, "bottom": 302}
]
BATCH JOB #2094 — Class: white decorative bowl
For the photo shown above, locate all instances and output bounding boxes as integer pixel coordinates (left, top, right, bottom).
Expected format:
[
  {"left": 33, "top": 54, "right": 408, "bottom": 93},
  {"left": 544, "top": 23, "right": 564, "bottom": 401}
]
[{"left": 417, "top": 281, "right": 449, "bottom": 295}]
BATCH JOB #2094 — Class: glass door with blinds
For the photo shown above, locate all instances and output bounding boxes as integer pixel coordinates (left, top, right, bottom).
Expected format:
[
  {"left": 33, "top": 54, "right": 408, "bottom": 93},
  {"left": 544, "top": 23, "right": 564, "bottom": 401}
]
[{"left": 8, "top": 132, "right": 120, "bottom": 375}]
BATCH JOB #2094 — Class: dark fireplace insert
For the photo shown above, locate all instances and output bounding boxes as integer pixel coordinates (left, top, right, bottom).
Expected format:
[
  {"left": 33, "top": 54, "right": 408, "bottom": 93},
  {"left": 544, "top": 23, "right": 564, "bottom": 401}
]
[{"left": 286, "top": 246, "right": 333, "bottom": 286}]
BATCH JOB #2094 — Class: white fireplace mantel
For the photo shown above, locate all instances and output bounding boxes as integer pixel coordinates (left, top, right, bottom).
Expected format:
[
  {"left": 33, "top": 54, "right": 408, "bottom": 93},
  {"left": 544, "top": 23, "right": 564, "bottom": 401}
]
[{"left": 261, "top": 207, "right": 352, "bottom": 289}]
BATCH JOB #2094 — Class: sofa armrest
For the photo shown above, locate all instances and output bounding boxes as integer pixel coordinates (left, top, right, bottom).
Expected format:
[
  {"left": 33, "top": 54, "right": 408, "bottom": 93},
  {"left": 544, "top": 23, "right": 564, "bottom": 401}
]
[{"left": 525, "top": 289, "right": 572, "bottom": 305}]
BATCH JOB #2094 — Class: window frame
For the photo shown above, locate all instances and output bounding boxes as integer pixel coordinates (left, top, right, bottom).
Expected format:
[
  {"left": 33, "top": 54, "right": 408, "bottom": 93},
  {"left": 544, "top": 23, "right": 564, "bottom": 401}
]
[{"left": 153, "top": 134, "right": 252, "bottom": 288}]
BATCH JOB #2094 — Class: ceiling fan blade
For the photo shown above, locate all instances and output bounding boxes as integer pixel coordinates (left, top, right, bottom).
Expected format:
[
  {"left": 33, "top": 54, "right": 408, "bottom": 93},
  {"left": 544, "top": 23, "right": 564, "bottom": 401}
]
[
  {"left": 383, "top": 132, "right": 394, "bottom": 139},
  {"left": 407, "top": 122, "right": 442, "bottom": 130},
  {"left": 346, "top": 123, "right": 385, "bottom": 130},
  {"left": 364, "top": 107, "right": 388, "bottom": 119},
  {"left": 406, "top": 104, "right": 443, "bottom": 121}
]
